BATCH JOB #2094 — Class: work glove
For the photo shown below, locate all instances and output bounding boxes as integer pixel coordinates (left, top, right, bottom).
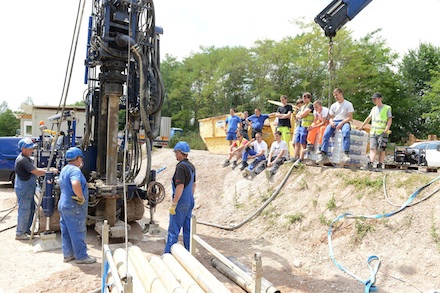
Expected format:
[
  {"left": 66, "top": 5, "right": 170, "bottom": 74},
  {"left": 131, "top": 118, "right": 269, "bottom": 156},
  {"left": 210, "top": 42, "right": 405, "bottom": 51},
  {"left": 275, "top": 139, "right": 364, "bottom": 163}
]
[
  {"left": 72, "top": 195, "right": 85, "bottom": 205},
  {"left": 169, "top": 202, "right": 177, "bottom": 215}
]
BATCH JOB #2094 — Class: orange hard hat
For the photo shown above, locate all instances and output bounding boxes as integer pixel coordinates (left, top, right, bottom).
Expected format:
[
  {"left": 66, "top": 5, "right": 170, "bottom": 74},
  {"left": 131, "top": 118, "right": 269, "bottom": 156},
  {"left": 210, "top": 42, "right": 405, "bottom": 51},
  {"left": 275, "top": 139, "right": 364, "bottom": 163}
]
[{"left": 39, "top": 120, "right": 45, "bottom": 126}]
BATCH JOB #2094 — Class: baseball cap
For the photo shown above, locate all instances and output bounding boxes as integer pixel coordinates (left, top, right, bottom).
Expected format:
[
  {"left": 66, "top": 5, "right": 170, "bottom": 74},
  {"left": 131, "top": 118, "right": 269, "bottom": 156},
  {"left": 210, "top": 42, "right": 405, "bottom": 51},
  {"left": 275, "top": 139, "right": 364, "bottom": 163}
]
[{"left": 18, "top": 138, "right": 36, "bottom": 149}]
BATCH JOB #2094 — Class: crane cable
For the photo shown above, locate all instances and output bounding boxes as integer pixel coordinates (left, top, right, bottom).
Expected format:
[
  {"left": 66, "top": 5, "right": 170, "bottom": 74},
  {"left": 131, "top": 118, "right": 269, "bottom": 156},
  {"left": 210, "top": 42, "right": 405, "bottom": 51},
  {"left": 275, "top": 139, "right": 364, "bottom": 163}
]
[
  {"left": 327, "top": 36, "right": 335, "bottom": 108},
  {"left": 29, "top": 0, "right": 87, "bottom": 243}
]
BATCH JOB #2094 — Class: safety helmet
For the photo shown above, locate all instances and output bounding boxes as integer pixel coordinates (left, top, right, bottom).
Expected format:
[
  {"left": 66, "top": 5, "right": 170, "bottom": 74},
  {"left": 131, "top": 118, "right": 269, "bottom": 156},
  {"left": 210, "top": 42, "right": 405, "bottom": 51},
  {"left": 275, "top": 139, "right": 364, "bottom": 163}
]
[
  {"left": 18, "top": 138, "right": 36, "bottom": 149},
  {"left": 65, "top": 147, "right": 84, "bottom": 161},
  {"left": 173, "top": 141, "right": 190, "bottom": 154}
]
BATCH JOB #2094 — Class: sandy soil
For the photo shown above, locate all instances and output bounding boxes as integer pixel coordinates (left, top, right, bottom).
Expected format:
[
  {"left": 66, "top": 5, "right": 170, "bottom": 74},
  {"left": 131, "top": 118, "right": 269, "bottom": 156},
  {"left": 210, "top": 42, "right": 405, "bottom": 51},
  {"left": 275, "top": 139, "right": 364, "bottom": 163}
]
[{"left": 1, "top": 148, "right": 440, "bottom": 293}]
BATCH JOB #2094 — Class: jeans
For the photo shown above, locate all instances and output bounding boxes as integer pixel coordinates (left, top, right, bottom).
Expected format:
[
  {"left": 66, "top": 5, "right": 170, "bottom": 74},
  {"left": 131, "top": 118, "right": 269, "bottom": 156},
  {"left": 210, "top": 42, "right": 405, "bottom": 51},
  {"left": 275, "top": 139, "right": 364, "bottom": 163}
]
[
  {"left": 58, "top": 202, "right": 88, "bottom": 260},
  {"left": 15, "top": 176, "right": 37, "bottom": 236},
  {"left": 320, "top": 121, "right": 351, "bottom": 153},
  {"left": 242, "top": 149, "right": 266, "bottom": 170}
]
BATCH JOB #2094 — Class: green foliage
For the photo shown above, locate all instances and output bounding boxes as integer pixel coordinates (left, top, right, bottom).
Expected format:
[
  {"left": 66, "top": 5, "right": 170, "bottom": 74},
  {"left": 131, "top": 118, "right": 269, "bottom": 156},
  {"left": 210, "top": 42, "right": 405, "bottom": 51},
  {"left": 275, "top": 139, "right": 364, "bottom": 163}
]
[
  {"left": 168, "top": 131, "right": 207, "bottom": 151},
  {"left": 319, "top": 214, "right": 331, "bottom": 226},
  {"left": 159, "top": 20, "right": 440, "bottom": 142},
  {"left": 344, "top": 177, "right": 382, "bottom": 191},
  {"left": 285, "top": 213, "right": 304, "bottom": 224},
  {"left": 430, "top": 213, "right": 440, "bottom": 251},
  {"left": 353, "top": 219, "right": 375, "bottom": 244},
  {"left": 0, "top": 109, "right": 20, "bottom": 136},
  {"left": 326, "top": 196, "right": 336, "bottom": 211}
]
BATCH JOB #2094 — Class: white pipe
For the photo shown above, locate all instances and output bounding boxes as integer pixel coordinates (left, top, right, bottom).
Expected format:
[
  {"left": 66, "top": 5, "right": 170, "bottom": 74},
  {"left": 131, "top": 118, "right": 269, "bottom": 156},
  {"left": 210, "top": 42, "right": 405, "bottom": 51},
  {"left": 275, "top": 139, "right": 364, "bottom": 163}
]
[
  {"left": 113, "top": 248, "right": 140, "bottom": 293},
  {"left": 162, "top": 253, "right": 205, "bottom": 293},
  {"left": 104, "top": 244, "right": 124, "bottom": 292},
  {"left": 171, "top": 244, "right": 231, "bottom": 293},
  {"left": 149, "top": 255, "right": 185, "bottom": 293},
  {"left": 127, "top": 246, "right": 168, "bottom": 292}
]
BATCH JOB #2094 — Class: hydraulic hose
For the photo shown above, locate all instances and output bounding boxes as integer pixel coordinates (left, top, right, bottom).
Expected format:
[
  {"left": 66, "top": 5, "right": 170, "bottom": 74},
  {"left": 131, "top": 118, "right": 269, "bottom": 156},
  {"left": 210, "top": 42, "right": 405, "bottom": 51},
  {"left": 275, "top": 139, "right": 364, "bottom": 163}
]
[{"left": 197, "top": 163, "right": 299, "bottom": 230}]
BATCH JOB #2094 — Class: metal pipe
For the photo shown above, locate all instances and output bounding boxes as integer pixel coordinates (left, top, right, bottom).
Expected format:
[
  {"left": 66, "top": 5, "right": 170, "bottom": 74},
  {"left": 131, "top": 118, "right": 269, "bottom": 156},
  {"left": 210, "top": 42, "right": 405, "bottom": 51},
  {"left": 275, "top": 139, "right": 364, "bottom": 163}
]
[
  {"left": 228, "top": 256, "right": 280, "bottom": 293},
  {"left": 127, "top": 246, "right": 167, "bottom": 292},
  {"left": 162, "top": 253, "right": 205, "bottom": 293},
  {"left": 149, "top": 255, "right": 185, "bottom": 293},
  {"left": 192, "top": 235, "right": 252, "bottom": 284},
  {"left": 171, "top": 243, "right": 230, "bottom": 293},
  {"left": 210, "top": 258, "right": 250, "bottom": 291}
]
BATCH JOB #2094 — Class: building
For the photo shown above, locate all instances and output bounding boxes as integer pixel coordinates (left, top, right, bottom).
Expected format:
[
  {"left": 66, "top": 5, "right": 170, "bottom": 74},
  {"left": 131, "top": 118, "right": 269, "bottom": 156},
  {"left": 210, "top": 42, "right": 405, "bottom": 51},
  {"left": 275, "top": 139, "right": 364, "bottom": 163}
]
[{"left": 17, "top": 104, "right": 86, "bottom": 137}]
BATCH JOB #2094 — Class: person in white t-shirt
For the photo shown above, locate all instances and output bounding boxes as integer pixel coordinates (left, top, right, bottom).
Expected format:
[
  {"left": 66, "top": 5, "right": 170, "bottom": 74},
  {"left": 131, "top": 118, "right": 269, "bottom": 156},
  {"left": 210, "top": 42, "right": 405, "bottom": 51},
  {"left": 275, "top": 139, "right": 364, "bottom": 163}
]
[
  {"left": 240, "top": 132, "right": 268, "bottom": 172},
  {"left": 264, "top": 131, "right": 289, "bottom": 179},
  {"left": 317, "top": 88, "right": 354, "bottom": 165}
]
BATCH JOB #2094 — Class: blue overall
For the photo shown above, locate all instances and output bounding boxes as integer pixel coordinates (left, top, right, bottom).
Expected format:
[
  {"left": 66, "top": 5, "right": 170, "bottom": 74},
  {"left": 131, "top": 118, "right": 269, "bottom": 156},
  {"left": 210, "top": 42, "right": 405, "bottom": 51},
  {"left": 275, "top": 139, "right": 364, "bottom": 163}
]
[
  {"left": 58, "top": 164, "right": 89, "bottom": 260},
  {"left": 164, "top": 162, "right": 195, "bottom": 254},
  {"left": 15, "top": 174, "right": 37, "bottom": 236},
  {"left": 321, "top": 120, "right": 351, "bottom": 153}
]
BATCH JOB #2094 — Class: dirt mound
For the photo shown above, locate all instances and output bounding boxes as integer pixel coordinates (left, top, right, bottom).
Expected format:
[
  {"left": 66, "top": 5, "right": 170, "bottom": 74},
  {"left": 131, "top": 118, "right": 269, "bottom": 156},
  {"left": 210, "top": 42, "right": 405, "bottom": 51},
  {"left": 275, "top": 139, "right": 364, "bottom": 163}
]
[
  {"left": 1, "top": 148, "right": 440, "bottom": 292},
  {"left": 151, "top": 148, "right": 440, "bottom": 292}
]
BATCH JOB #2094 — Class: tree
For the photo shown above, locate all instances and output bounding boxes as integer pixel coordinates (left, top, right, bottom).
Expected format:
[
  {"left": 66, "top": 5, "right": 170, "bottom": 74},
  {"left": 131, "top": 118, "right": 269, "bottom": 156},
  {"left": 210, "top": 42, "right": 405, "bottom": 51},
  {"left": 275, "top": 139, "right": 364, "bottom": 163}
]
[{"left": 0, "top": 109, "right": 20, "bottom": 136}]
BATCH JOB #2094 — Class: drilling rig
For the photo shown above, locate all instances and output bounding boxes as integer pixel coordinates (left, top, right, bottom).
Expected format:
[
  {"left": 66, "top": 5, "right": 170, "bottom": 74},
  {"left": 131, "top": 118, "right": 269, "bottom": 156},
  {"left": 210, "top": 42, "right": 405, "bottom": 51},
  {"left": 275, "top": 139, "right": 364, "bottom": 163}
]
[{"left": 38, "top": 0, "right": 165, "bottom": 238}]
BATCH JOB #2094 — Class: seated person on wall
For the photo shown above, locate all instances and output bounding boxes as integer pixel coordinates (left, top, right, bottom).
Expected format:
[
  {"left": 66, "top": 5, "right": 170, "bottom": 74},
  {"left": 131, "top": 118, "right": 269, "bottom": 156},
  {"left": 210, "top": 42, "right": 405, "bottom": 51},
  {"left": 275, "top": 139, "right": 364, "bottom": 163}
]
[
  {"left": 316, "top": 88, "right": 354, "bottom": 165},
  {"left": 303, "top": 100, "right": 329, "bottom": 155},
  {"left": 222, "top": 131, "right": 249, "bottom": 169},
  {"left": 265, "top": 131, "right": 289, "bottom": 179},
  {"left": 240, "top": 132, "right": 267, "bottom": 172}
]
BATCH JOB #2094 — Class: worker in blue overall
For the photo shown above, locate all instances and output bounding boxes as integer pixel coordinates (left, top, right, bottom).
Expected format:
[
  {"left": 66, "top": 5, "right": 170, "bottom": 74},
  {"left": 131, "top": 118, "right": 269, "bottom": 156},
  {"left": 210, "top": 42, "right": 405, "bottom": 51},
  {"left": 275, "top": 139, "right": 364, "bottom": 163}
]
[
  {"left": 164, "top": 141, "right": 196, "bottom": 254},
  {"left": 14, "top": 138, "right": 58, "bottom": 240},
  {"left": 58, "top": 147, "right": 96, "bottom": 264}
]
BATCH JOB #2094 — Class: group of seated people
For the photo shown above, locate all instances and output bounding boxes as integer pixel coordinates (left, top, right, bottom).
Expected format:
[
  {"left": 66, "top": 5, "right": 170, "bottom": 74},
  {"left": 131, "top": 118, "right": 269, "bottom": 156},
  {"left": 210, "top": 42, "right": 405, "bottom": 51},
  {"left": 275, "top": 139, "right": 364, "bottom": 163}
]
[{"left": 222, "top": 130, "right": 289, "bottom": 180}]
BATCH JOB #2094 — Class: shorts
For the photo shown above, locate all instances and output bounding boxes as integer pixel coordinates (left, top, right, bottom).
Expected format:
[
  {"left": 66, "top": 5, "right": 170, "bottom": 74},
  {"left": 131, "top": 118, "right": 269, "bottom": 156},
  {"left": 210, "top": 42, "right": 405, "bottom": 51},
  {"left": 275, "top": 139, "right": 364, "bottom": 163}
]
[
  {"left": 370, "top": 133, "right": 388, "bottom": 151},
  {"left": 226, "top": 132, "right": 237, "bottom": 141},
  {"left": 294, "top": 126, "right": 308, "bottom": 145}
]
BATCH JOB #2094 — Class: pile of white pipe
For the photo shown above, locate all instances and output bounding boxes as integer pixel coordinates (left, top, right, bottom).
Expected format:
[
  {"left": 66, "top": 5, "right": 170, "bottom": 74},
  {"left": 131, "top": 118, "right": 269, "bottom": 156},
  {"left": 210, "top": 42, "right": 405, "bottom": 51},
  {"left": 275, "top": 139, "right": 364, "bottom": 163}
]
[{"left": 106, "top": 243, "right": 231, "bottom": 293}]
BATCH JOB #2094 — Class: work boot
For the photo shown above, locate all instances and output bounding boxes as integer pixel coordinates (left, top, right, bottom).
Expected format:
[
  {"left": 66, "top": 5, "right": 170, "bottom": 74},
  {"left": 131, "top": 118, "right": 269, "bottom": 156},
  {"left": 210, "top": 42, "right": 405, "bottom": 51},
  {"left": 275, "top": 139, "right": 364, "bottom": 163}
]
[
  {"left": 63, "top": 256, "right": 76, "bottom": 263},
  {"left": 76, "top": 256, "right": 96, "bottom": 264},
  {"left": 15, "top": 234, "right": 29, "bottom": 240},
  {"left": 343, "top": 153, "right": 351, "bottom": 164},
  {"left": 222, "top": 160, "right": 230, "bottom": 167},
  {"left": 316, "top": 154, "right": 329, "bottom": 164},
  {"left": 231, "top": 160, "right": 238, "bottom": 170},
  {"left": 239, "top": 161, "right": 248, "bottom": 171}
]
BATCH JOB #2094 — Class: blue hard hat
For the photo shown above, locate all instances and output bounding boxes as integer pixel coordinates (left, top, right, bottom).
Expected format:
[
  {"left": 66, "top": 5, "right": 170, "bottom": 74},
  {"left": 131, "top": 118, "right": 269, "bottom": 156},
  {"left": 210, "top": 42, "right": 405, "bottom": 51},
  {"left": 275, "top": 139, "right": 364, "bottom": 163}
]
[
  {"left": 18, "top": 138, "right": 36, "bottom": 149},
  {"left": 173, "top": 141, "right": 190, "bottom": 154},
  {"left": 65, "top": 147, "right": 84, "bottom": 161}
]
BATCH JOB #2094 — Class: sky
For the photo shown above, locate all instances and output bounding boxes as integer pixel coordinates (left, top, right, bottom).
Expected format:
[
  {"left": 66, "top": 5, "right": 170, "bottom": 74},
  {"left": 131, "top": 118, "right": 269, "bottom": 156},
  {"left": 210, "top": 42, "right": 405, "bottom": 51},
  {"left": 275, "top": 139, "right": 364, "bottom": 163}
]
[{"left": 2, "top": 0, "right": 440, "bottom": 112}]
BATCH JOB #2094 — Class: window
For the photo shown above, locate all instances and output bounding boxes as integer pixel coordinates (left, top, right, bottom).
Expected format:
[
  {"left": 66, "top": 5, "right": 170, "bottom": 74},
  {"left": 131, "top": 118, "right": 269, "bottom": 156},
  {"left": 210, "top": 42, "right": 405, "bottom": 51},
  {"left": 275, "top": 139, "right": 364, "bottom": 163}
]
[{"left": 24, "top": 121, "right": 32, "bottom": 136}]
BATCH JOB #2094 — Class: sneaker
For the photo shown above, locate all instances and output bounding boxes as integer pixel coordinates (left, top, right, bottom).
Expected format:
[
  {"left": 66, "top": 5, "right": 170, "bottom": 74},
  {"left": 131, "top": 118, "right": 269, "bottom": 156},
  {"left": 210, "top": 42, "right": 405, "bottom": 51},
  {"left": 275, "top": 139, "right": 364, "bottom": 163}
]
[
  {"left": 316, "top": 154, "right": 329, "bottom": 164},
  {"left": 305, "top": 144, "right": 313, "bottom": 152},
  {"left": 377, "top": 163, "right": 385, "bottom": 169},
  {"left": 316, "top": 149, "right": 322, "bottom": 155},
  {"left": 289, "top": 157, "right": 299, "bottom": 163},
  {"left": 265, "top": 169, "right": 274, "bottom": 180},
  {"left": 343, "top": 153, "right": 351, "bottom": 164},
  {"left": 231, "top": 161, "right": 238, "bottom": 170},
  {"left": 222, "top": 160, "right": 230, "bottom": 167},
  {"left": 15, "top": 234, "right": 29, "bottom": 240},
  {"left": 239, "top": 161, "right": 248, "bottom": 171},
  {"left": 63, "top": 256, "right": 76, "bottom": 263},
  {"left": 245, "top": 168, "right": 256, "bottom": 178},
  {"left": 361, "top": 162, "right": 373, "bottom": 170},
  {"left": 75, "top": 256, "right": 97, "bottom": 264},
  {"left": 293, "top": 159, "right": 303, "bottom": 167}
]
